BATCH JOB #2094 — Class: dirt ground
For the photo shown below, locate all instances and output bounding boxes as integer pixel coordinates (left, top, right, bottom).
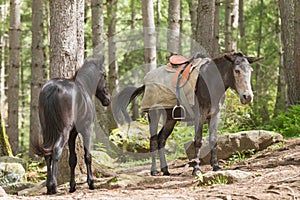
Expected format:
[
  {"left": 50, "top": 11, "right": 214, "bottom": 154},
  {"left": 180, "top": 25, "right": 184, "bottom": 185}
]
[{"left": 5, "top": 138, "right": 300, "bottom": 200}]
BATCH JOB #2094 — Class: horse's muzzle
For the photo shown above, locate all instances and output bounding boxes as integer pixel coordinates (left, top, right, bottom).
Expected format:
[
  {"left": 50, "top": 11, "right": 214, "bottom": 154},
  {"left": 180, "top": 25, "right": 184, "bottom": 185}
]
[{"left": 240, "top": 92, "right": 253, "bottom": 105}]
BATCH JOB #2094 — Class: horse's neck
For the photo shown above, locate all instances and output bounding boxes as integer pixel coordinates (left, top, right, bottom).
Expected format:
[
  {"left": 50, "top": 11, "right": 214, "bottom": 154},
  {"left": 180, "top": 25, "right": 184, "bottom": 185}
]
[{"left": 75, "top": 68, "right": 99, "bottom": 97}]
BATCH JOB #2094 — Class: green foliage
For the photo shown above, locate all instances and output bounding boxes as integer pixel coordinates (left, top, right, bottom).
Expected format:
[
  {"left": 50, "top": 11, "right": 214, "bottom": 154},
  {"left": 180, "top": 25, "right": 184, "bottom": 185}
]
[
  {"left": 227, "top": 149, "right": 255, "bottom": 165},
  {"left": 196, "top": 173, "right": 229, "bottom": 186},
  {"left": 266, "top": 105, "right": 300, "bottom": 138}
]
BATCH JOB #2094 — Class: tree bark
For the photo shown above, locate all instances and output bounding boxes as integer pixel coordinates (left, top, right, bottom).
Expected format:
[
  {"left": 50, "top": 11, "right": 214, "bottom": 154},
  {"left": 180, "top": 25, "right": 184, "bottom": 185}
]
[
  {"left": 142, "top": 0, "right": 156, "bottom": 73},
  {"left": 274, "top": 0, "right": 287, "bottom": 116},
  {"left": 49, "top": 0, "right": 85, "bottom": 185},
  {"left": 0, "top": 113, "right": 12, "bottom": 156},
  {"left": 188, "top": 0, "right": 198, "bottom": 54},
  {"left": 196, "top": 0, "right": 215, "bottom": 57},
  {"left": 293, "top": 0, "right": 300, "bottom": 104},
  {"left": 167, "top": 0, "right": 181, "bottom": 54},
  {"left": 107, "top": 0, "right": 118, "bottom": 132},
  {"left": 213, "top": 0, "right": 220, "bottom": 58},
  {"left": 7, "top": 0, "right": 21, "bottom": 155},
  {"left": 0, "top": 4, "right": 8, "bottom": 121},
  {"left": 49, "top": 0, "right": 84, "bottom": 78},
  {"left": 224, "top": 0, "right": 232, "bottom": 52},
  {"left": 30, "top": 0, "right": 46, "bottom": 159},
  {"left": 279, "top": 0, "right": 295, "bottom": 106},
  {"left": 91, "top": 0, "right": 105, "bottom": 57}
]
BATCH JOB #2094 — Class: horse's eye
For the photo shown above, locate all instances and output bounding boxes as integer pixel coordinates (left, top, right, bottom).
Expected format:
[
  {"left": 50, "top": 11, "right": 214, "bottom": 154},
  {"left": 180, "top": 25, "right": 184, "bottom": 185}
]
[{"left": 235, "top": 69, "right": 240, "bottom": 74}]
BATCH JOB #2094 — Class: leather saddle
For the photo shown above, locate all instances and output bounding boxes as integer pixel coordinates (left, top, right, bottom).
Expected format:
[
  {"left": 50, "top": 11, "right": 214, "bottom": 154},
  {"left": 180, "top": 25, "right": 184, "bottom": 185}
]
[{"left": 166, "top": 54, "right": 203, "bottom": 87}]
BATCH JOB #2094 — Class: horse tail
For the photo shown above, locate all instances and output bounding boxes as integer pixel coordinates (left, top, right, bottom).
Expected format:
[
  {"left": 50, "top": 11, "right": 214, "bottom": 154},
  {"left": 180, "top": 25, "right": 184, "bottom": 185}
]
[
  {"left": 32, "top": 84, "right": 63, "bottom": 157},
  {"left": 113, "top": 85, "right": 145, "bottom": 124}
]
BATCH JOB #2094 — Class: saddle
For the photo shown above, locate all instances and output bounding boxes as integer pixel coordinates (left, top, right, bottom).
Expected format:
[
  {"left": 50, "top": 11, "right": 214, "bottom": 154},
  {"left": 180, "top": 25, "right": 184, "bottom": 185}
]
[{"left": 166, "top": 54, "right": 203, "bottom": 87}]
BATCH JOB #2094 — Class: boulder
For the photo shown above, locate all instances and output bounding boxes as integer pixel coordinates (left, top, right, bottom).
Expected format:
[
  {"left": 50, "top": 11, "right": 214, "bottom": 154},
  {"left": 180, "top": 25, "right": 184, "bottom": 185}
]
[
  {"left": 0, "top": 161, "right": 26, "bottom": 185},
  {"left": 199, "top": 170, "right": 254, "bottom": 185},
  {"left": 184, "top": 130, "right": 283, "bottom": 164}
]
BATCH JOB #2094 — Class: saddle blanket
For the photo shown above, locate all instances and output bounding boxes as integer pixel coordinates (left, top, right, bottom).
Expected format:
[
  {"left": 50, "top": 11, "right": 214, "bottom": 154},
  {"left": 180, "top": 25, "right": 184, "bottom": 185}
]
[{"left": 140, "top": 57, "right": 210, "bottom": 111}]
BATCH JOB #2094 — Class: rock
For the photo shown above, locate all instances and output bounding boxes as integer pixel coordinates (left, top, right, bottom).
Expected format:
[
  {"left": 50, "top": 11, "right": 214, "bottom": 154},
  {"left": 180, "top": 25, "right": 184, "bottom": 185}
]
[
  {"left": 0, "top": 186, "right": 7, "bottom": 197},
  {"left": 199, "top": 170, "right": 254, "bottom": 185},
  {"left": 184, "top": 130, "right": 283, "bottom": 164},
  {"left": 0, "top": 156, "right": 27, "bottom": 170},
  {"left": 0, "top": 161, "right": 26, "bottom": 185}
]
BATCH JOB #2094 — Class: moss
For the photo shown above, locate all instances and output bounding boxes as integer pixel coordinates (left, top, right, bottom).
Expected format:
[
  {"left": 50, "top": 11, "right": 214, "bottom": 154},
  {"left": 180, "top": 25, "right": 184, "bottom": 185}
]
[{"left": 0, "top": 113, "right": 13, "bottom": 156}]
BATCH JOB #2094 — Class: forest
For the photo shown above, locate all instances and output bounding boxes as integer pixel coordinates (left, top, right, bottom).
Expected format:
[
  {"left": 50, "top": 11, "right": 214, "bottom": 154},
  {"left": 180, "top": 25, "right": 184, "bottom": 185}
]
[{"left": 0, "top": 0, "right": 299, "bottom": 196}]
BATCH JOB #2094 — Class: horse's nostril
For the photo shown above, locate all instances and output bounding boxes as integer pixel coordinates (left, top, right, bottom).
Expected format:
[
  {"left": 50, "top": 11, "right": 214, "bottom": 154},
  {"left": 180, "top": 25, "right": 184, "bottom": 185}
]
[{"left": 243, "top": 95, "right": 248, "bottom": 100}]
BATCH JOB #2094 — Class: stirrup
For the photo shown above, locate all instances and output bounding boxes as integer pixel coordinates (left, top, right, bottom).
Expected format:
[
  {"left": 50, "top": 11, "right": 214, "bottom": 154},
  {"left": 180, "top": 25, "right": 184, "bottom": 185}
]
[{"left": 172, "top": 105, "right": 186, "bottom": 120}]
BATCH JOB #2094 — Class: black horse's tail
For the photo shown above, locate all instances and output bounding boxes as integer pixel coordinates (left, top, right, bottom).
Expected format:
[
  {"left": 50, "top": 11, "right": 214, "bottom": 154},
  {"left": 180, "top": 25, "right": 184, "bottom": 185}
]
[
  {"left": 113, "top": 85, "right": 145, "bottom": 124},
  {"left": 32, "top": 84, "right": 63, "bottom": 157}
]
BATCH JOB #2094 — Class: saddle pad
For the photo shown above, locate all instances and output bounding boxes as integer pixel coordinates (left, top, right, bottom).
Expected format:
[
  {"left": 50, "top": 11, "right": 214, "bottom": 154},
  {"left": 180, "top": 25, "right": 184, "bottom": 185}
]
[{"left": 140, "top": 58, "right": 210, "bottom": 111}]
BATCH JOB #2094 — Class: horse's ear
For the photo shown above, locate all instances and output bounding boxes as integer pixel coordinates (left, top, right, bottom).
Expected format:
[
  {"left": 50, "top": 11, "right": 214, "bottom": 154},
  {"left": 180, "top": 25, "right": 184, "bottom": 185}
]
[
  {"left": 224, "top": 54, "right": 235, "bottom": 62},
  {"left": 246, "top": 56, "right": 264, "bottom": 63},
  {"left": 99, "top": 55, "right": 105, "bottom": 65}
]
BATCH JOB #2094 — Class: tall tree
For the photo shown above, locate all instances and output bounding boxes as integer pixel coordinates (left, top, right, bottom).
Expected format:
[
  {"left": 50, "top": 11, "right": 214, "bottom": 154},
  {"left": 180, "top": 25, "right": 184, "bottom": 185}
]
[
  {"left": 213, "top": 0, "right": 220, "bottom": 58},
  {"left": 274, "top": 0, "right": 287, "bottom": 116},
  {"left": 293, "top": 0, "right": 300, "bottom": 104},
  {"left": 0, "top": 3, "right": 8, "bottom": 121},
  {"left": 196, "top": 0, "right": 215, "bottom": 57},
  {"left": 49, "top": 0, "right": 84, "bottom": 78},
  {"left": 49, "top": 0, "right": 85, "bottom": 184},
  {"left": 29, "top": 0, "right": 46, "bottom": 158},
  {"left": 167, "top": 0, "right": 181, "bottom": 54},
  {"left": 7, "top": 0, "right": 21, "bottom": 155},
  {"left": 224, "top": 0, "right": 232, "bottom": 52},
  {"left": 188, "top": 0, "right": 198, "bottom": 54},
  {"left": 142, "top": 0, "right": 156, "bottom": 73},
  {"left": 279, "top": 0, "right": 295, "bottom": 105},
  {"left": 107, "top": 0, "right": 118, "bottom": 132},
  {"left": 91, "top": 0, "right": 105, "bottom": 57}
]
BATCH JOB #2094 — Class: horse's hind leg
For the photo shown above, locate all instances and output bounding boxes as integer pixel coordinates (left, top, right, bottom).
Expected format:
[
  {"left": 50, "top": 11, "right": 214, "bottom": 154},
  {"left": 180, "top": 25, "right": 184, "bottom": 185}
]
[
  {"left": 148, "top": 110, "right": 160, "bottom": 176},
  {"left": 209, "top": 114, "right": 221, "bottom": 171},
  {"left": 45, "top": 155, "right": 54, "bottom": 194},
  {"left": 82, "top": 127, "right": 95, "bottom": 190},
  {"left": 158, "top": 118, "right": 176, "bottom": 176},
  {"left": 68, "top": 129, "right": 78, "bottom": 193}
]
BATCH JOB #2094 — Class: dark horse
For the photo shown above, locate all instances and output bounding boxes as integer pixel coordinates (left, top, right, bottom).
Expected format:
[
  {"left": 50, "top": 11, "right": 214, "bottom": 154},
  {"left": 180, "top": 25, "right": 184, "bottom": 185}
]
[
  {"left": 114, "top": 52, "right": 263, "bottom": 176},
  {"left": 33, "top": 56, "right": 111, "bottom": 194}
]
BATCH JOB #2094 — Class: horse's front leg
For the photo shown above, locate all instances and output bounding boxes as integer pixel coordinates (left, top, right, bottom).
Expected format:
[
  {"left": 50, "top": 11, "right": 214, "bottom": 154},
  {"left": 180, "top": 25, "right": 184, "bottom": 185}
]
[
  {"left": 148, "top": 110, "right": 160, "bottom": 176},
  {"left": 192, "top": 118, "right": 204, "bottom": 175},
  {"left": 209, "top": 113, "right": 221, "bottom": 171},
  {"left": 82, "top": 127, "right": 95, "bottom": 190},
  {"left": 68, "top": 129, "right": 78, "bottom": 193}
]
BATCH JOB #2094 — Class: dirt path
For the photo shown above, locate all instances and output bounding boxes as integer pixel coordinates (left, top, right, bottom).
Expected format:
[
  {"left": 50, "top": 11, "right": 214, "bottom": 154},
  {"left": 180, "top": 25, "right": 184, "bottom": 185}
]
[{"left": 5, "top": 138, "right": 300, "bottom": 200}]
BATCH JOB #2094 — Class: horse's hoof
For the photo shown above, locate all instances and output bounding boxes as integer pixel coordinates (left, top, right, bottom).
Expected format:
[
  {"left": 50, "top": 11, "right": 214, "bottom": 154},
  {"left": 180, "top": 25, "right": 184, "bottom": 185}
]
[
  {"left": 47, "top": 185, "right": 58, "bottom": 195},
  {"left": 69, "top": 188, "right": 76, "bottom": 193},
  {"left": 163, "top": 171, "right": 170, "bottom": 176},
  {"left": 213, "top": 165, "right": 221, "bottom": 171},
  {"left": 89, "top": 184, "right": 95, "bottom": 190},
  {"left": 151, "top": 170, "right": 159, "bottom": 176},
  {"left": 192, "top": 168, "right": 202, "bottom": 176}
]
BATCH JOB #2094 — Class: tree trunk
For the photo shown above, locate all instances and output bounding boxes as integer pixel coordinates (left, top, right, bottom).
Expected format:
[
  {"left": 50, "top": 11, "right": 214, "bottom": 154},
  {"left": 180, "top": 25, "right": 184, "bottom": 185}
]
[
  {"left": 49, "top": 0, "right": 84, "bottom": 78},
  {"left": 274, "top": 0, "right": 287, "bottom": 116},
  {"left": 142, "top": 0, "right": 156, "bottom": 73},
  {"left": 188, "top": 0, "right": 198, "bottom": 54},
  {"left": 224, "top": 0, "right": 232, "bottom": 52},
  {"left": 7, "top": 0, "right": 21, "bottom": 155},
  {"left": 196, "top": 0, "right": 215, "bottom": 57},
  {"left": 107, "top": 0, "right": 118, "bottom": 132},
  {"left": 167, "top": 0, "right": 181, "bottom": 54},
  {"left": 213, "top": 0, "right": 220, "bottom": 58},
  {"left": 29, "top": 0, "right": 46, "bottom": 159},
  {"left": 91, "top": 0, "right": 105, "bottom": 57},
  {"left": 0, "top": 113, "right": 12, "bottom": 156},
  {"left": 293, "top": 0, "right": 300, "bottom": 104},
  {"left": 279, "top": 0, "right": 295, "bottom": 106},
  {"left": 238, "top": 0, "right": 247, "bottom": 52},
  {"left": 49, "top": 0, "right": 85, "bottom": 185},
  {"left": 0, "top": 3, "right": 8, "bottom": 121},
  {"left": 155, "top": 0, "right": 163, "bottom": 64},
  {"left": 131, "top": 0, "right": 139, "bottom": 120},
  {"left": 231, "top": 0, "right": 239, "bottom": 51}
]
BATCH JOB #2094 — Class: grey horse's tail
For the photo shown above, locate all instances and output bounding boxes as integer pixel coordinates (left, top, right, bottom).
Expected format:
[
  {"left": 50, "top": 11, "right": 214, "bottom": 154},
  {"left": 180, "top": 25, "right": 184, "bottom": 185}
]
[{"left": 112, "top": 85, "right": 145, "bottom": 124}]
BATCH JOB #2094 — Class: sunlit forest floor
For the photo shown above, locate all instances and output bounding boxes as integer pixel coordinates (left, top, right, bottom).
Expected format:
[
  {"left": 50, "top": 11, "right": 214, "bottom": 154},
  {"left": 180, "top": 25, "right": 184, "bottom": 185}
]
[{"left": 3, "top": 138, "right": 299, "bottom": 200}]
